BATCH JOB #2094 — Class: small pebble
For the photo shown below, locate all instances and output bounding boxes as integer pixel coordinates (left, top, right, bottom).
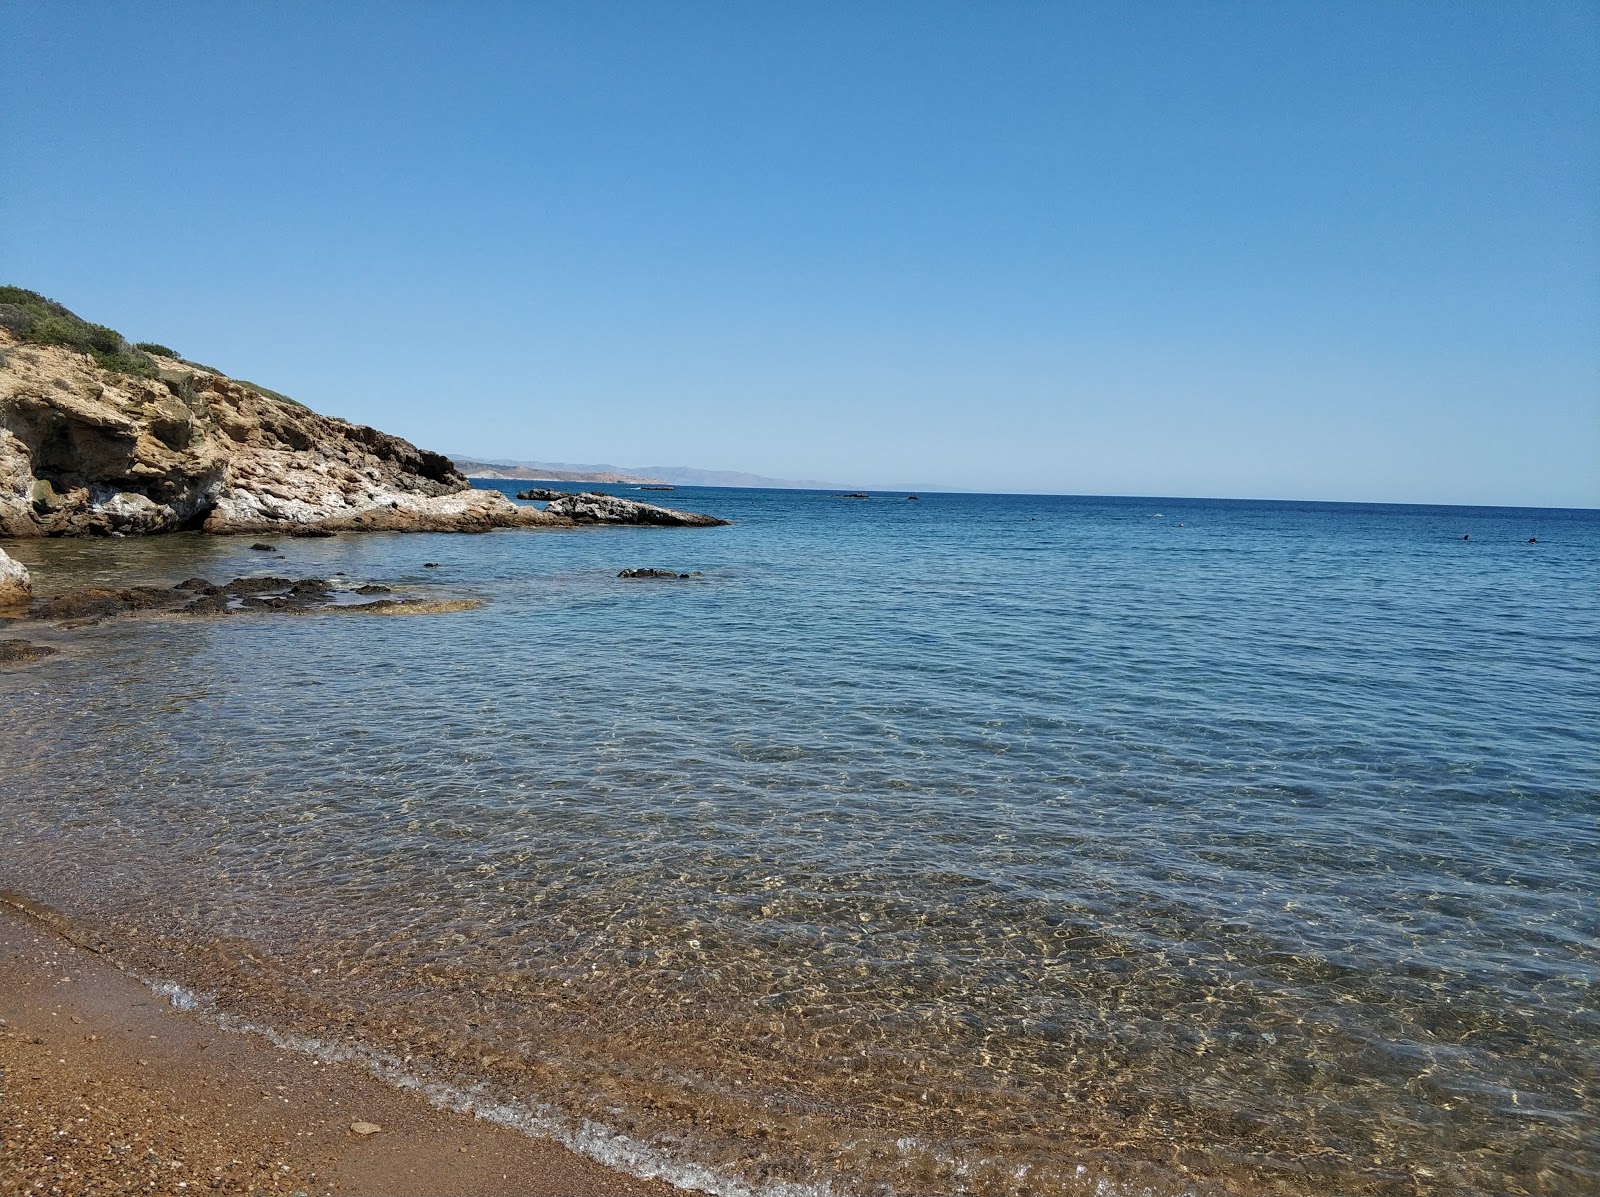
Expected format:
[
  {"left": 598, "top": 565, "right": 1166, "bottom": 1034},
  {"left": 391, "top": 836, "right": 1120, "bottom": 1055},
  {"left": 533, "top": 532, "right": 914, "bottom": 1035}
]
[{"left": 350, "top": 1121, "right": 382, "bottom": 1136}]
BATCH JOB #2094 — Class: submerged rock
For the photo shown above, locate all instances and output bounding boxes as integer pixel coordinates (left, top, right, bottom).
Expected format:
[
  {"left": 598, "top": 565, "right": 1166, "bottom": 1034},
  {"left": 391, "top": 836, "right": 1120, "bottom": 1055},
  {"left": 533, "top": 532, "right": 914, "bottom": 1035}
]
[
  {"left": 0, "top": 638, "right": 56, "bottom": 663},
  {"left": 545, "top": 492, "right": 727, "bottom": 527},
  {"left": 619, "top": 568, "right": 704, "bottom": 579},
  {"left": 23, "top": 575, "right": 474, "bottom": 623}
]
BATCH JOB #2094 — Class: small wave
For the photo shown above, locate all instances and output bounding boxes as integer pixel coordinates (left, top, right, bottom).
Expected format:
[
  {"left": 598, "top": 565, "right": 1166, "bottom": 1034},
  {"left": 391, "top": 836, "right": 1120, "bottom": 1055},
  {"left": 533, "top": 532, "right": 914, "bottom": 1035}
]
[
  {"left": 131, "top": 972, "right": 839, "bottom": 1197},
  {"left": 151, "top": 979, "right": 205, "bottom": 1012}
]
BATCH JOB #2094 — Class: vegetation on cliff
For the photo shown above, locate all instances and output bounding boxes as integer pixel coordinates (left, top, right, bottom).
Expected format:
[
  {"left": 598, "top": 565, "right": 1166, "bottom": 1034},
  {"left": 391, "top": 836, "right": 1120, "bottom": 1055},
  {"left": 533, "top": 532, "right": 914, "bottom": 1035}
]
[{"left": 0, "top": 287, "right": 164, "bottom": 379}]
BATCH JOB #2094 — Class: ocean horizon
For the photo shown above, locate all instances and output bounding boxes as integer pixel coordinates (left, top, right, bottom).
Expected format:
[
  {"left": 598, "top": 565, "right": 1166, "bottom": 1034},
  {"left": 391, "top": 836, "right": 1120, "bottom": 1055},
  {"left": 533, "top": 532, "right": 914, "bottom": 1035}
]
[{"left": 3, "top": 483, "right": 1596, "bottom": 1196}]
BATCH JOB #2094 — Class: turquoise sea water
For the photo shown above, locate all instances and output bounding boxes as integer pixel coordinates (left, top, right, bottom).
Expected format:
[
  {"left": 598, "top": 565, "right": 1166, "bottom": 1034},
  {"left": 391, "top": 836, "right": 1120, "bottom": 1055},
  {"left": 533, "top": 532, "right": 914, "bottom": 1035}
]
[{"left": 2, "top": 487, "right": 1597, "bottom": 1196}]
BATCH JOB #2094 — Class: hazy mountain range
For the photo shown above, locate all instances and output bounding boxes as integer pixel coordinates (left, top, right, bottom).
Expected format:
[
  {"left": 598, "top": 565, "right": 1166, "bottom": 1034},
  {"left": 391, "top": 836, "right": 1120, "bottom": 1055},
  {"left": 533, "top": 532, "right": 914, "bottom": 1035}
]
[{"left": 450, "top": 457, "right": 835, "bottom": 490}]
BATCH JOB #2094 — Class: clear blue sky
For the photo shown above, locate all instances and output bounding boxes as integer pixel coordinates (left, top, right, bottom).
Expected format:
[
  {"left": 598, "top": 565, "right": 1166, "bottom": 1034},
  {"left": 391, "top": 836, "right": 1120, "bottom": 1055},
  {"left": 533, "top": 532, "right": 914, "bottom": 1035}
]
[{"left": 3, "top": 2, "right": 1596, "bottom": 505}]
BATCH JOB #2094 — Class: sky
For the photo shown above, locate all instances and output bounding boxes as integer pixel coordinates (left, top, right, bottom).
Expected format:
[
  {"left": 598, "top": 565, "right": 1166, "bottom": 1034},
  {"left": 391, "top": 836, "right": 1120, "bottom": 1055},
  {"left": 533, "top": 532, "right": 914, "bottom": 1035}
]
[{"left": 2, "top": 2, "right": 1596, "bottom": 506}]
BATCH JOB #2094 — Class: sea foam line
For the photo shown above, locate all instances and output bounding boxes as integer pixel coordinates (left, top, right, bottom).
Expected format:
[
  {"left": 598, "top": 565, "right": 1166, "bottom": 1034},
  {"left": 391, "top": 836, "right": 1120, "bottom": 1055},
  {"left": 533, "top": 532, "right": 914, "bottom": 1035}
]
[{"left": 138, "top": 974, "right": 838, "bottom": 1197}]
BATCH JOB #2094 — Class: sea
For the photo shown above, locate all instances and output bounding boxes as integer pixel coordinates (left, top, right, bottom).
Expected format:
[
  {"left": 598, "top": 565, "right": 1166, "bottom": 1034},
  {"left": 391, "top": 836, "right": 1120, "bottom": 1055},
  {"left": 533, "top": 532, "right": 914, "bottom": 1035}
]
[{"left": 2, "top": 486, "right": 1596, "bottom": 1197}]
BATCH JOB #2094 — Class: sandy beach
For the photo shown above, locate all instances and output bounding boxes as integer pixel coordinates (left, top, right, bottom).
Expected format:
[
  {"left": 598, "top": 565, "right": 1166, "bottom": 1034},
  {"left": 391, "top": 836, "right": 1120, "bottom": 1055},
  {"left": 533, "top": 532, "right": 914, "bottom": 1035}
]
[{"left": 0, "top": 904, "right": 674, "bottom": 1197}]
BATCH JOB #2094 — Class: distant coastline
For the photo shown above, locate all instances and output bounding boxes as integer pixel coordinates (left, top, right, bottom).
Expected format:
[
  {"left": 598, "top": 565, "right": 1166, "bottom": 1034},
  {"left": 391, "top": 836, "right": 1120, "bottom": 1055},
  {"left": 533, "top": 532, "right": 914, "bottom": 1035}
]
[
  {"left": 450, "top": 458, "right": 668, "bottom": 484},
  {"left": 450, "top": 456, "right": 835, "bottom": 490}
]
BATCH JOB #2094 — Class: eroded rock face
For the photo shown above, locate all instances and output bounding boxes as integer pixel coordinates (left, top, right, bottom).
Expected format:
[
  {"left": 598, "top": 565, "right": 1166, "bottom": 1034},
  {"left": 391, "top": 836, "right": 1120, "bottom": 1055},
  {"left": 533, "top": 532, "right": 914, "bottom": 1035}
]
[
  {"left": 544, "top": 492, "right": 729, "bottom": 527},
  {"left": 0, "top": 545, "right": 31, "bottom": 606},
  {"left": 0, "top": 332, "right": 564, "bottom": 537}
]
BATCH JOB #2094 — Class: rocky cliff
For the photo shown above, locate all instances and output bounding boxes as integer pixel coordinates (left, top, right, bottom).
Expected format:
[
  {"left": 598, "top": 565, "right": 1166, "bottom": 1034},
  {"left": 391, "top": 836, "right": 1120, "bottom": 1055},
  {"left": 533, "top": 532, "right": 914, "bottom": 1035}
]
[{"left": 0, "top": 327, "right": 566, "bottom": 537}]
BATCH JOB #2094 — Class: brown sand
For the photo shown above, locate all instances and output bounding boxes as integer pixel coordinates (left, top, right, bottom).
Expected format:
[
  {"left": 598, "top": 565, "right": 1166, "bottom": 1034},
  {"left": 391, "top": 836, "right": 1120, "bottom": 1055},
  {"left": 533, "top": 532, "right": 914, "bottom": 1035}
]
[{"left": 0, "top": 906, "right": 678, "bottom": 1196}]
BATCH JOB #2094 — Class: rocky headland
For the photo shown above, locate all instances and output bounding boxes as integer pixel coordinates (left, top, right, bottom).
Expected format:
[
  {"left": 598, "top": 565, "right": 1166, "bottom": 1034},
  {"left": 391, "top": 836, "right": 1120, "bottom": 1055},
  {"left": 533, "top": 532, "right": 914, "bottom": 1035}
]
[{"left": 0, "top": 288, "right": 725, "bottom": 539}]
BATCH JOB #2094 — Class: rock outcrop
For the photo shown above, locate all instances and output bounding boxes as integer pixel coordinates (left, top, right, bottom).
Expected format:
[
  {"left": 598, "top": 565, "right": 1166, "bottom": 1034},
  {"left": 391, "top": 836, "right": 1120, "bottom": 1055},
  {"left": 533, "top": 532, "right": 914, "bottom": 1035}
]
[
  {"left": 0, "top": 290, "right": 729, "bottom": 537},
  {"left": 544, "top": 492, "right": 728, "bottom": 527},
  {"left": 0, "top": 545, "right": 30, "bottom": 606},
  {"left": 0, "top": 329, "right": 565, "bottom": 537}
]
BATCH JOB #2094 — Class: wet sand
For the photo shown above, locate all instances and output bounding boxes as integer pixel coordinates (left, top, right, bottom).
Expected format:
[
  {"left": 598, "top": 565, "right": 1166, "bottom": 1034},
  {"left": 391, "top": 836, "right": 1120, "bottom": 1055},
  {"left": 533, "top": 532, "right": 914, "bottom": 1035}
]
[{"left": 0, "top": 906, "right": 676, "bottom": 1196}]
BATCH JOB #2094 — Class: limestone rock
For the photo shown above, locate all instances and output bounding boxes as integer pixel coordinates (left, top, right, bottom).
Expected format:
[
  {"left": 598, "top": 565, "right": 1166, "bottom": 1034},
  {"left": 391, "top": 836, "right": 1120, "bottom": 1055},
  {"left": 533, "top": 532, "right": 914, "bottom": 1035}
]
[
  {"left": 0, "top": 545, "right": 31, "bottom": 606},
  {"left": 544, "top": 492, "right": 728, "bottom": 527}
]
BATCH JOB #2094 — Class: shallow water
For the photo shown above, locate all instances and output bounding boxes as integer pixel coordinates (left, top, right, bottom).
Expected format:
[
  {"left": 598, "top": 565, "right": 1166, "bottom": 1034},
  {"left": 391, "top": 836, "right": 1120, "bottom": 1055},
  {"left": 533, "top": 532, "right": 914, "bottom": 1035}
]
[{"left": 3, "top": 488, "right": 1597, "bottom": 1196}]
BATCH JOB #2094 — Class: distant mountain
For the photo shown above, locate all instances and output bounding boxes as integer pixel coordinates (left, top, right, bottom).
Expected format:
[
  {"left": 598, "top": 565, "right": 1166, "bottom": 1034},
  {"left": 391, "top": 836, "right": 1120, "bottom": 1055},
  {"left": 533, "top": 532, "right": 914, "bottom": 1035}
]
[{"left": 451, "top": 457, "right": 834, "bottom": 490}]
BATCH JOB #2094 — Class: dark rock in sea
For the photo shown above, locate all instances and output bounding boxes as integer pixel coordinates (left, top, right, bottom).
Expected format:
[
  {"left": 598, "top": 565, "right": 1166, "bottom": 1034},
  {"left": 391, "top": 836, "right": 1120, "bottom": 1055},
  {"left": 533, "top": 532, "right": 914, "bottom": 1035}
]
[
  {"left": 515, "top": 488, "right": 568, "bottom": 501},
  {"left": 222, "top": 576, "right": 294, "bottom": 595},
  {"left": 619, "top": 568, "right": 703, "bottom": 579},
  {"left": 0, "top": 638, "right": 57, "bottom": 664},
  {"left": 182, "top": 592, "right": 231, "bottom": 615},
  {"left": 29, "top": 586, "right": 174, "bottom": 622},
  {"left": 423, "top": 562, "right": 441, "bottom": 568},
  {"left": 26, "top": 574, "right": 470, "bottom": 624},
  {"left": 907, "top": 495, "right": 920, "bottom": 501},
  {"left": 545, "top": 492, "right": 727, "bottom": 527},
  {"left": 638, "top": 484, "right": 675, "bottom": 491},
  {"left": 837, "top": 493, "right": 869, "bottom": 499},
  {"left": 249, "top": 542, "right": 277, "bottom": 552}
]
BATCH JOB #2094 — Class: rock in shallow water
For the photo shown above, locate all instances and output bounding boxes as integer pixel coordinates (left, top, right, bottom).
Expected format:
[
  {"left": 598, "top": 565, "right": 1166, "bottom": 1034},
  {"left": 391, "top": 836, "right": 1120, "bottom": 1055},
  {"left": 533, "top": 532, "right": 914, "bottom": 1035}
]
[
  {"left": 544, "top": 492, "right": 728, "bottom": 527},
  {"left": 20, "top": 576, "right": 470, "bottom": 623},
  {"left": 618, "top": 568, "right": 704, "bottom": 579},
  {"left": 0, "top": 638, "right": 56, "bottom": 663},
  {"left": 0, "top": 546, "right": 32, "bottom": 606}
]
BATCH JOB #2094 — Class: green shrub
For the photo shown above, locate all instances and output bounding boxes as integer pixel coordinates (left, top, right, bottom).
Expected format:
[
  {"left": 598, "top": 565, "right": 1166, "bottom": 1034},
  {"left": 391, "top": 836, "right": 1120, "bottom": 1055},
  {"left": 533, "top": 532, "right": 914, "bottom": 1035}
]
[
  {"left": 134, "top": 341, "right": 178, "bottom": 358},
  {"left": 0, "top": 303, "right": 37, "bottom": 333},
  {"left": 0, "top": 286, "right": 156, "bottom": 377}
]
